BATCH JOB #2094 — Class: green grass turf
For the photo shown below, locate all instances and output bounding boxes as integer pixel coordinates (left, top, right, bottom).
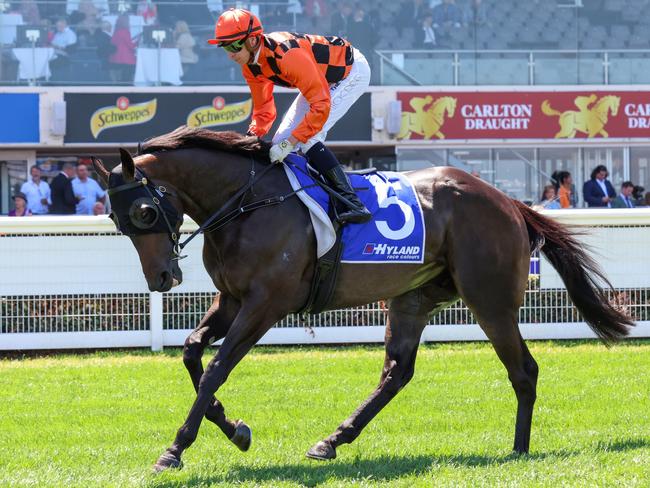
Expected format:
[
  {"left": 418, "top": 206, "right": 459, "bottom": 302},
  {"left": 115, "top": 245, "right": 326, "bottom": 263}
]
[{"left": 1, "top": 341, "right": 649, "bottom": 487}]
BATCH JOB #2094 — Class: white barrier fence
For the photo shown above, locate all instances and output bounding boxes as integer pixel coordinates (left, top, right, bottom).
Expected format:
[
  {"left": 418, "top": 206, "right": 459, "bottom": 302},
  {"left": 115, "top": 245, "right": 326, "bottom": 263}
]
[{"left": 1, "top": 209, "right": 649, "bottom": 351}]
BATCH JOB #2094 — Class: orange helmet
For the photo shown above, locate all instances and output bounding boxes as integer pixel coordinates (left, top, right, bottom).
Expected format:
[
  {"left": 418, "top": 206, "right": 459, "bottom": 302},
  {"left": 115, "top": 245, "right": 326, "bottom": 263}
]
[{"left": 207, "top": 8, "right": 263, "bottom": 45}]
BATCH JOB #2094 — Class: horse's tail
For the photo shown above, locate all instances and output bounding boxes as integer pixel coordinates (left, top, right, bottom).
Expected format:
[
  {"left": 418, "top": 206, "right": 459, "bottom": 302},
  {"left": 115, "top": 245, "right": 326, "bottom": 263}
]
[
  {"left": 512, "top": 200, "right": 634, "bottom": 343},
  {"left": 541, "top": 100, "right": 561, "bottom": 117}
]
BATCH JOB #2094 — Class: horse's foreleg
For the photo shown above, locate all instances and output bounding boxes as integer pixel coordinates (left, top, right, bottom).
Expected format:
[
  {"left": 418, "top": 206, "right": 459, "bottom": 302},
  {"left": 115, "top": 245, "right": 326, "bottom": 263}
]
[
  {"left": 154, "top": 294, "right": 281, "bottom": 472},
  {"left": 307, "top": 288, "right": 435, "bottom": 461},
  {"left": 182, "top": 293, "right": 251, "bottom": 450}
]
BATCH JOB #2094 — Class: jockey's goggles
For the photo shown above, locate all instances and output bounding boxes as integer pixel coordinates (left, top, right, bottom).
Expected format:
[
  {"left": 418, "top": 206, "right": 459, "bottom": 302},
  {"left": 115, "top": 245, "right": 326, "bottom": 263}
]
[
  {"left": 218, "top": 16, "right": 253, "bottom": 53},
  {"left": 220, "top": 37, "right": 247, "bottom": 53}
]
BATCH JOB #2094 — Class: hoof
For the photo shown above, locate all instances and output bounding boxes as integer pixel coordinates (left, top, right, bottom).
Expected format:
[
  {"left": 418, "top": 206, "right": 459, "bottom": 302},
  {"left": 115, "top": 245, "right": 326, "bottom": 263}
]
[
  {"left": 306, "top": 440, "right": 336, "bottom": 461},
  {"left": 152, "top": 452, "right": 182, "bottom": 473},
  {"left": 230, "top": 420, "right": 252, "bottom": 452}
]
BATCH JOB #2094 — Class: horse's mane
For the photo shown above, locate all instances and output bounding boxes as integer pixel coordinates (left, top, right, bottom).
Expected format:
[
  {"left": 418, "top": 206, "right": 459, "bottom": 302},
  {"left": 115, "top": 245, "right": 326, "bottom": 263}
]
[{"left": 139, "top": 126, "right": 271, "bottom": 161}]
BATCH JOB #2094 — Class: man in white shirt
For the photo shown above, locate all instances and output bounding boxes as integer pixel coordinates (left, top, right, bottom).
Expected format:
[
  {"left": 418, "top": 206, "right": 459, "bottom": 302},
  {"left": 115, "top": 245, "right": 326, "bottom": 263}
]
[
  {"left": 72, "top": 164, "right": 106, "bottom": 215},
  {"left": 51, "top": 19, "right": 78, "bottom": 55},
  {"left": 20, "top": 166, "right": 51, "bottom": 215}
]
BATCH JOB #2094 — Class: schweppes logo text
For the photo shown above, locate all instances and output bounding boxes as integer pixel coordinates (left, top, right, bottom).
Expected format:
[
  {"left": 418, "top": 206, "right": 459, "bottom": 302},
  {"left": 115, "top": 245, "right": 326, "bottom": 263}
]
[
  {"left": 90, "top": 97, "right": 157, "bottom": 138},
  {"left": 186, "top": 97, "right": 252, "bottom": 129}
]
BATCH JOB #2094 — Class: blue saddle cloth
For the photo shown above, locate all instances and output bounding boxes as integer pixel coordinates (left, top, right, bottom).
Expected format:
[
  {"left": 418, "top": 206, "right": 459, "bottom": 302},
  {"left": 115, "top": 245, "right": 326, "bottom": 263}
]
[{"left": 284, "top": 154, "right": 425, "bottom": 264}]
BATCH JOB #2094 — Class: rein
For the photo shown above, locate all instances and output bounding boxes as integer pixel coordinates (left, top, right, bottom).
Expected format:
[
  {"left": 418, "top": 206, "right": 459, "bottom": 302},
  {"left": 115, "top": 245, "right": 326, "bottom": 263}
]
[{"left": 178, "top": 158, "right": 304, "bottom": 253}]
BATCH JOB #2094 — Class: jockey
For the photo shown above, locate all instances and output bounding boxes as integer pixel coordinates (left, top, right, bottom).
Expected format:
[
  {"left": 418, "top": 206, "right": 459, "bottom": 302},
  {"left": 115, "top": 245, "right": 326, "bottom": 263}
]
[{"left": 208, "top": 8, "right": 371, "bottom": 223}]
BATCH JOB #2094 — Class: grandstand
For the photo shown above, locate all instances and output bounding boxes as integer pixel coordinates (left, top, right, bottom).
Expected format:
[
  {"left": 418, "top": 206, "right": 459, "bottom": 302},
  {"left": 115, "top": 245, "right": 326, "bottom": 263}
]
[{"left": 1, "top": 1, "right": 650, "bottom": 85}]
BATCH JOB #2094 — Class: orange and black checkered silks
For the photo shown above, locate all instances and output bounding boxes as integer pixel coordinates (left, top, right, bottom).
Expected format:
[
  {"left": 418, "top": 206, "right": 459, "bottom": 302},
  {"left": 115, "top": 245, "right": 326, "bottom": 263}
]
[{"left": 242, "top": 32, "right": 355, "bottom": 143}]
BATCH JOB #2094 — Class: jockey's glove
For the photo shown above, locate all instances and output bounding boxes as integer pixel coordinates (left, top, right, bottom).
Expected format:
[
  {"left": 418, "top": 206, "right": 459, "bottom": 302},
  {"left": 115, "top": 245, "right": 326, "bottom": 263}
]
[{"left": 270, "top": 139, "right": 295, "bottom": 164}]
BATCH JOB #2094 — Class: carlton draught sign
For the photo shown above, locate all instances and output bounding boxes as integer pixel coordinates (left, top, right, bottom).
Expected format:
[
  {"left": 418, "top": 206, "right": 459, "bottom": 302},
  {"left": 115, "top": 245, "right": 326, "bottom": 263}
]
[{"left": 397, "top": 91, "right": 650, "bottom": 141}]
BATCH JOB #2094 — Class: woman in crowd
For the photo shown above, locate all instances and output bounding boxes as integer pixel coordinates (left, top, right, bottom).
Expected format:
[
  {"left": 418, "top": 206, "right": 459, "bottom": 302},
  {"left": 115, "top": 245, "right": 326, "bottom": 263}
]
[
  {"left": 109, "top": 15, "right": 137, "bottom": 83},
  {"left": 552, "top": 170, "right": 576, "bottom": 208},
  {"left": 533, "top": 185, "right": 561, "bottom": 210},
  {"left": 174, "top": 20, "right": 198, "bottom": 79},
  {"left": 8, "top": 192, "right": 32, "bottom": 217}
]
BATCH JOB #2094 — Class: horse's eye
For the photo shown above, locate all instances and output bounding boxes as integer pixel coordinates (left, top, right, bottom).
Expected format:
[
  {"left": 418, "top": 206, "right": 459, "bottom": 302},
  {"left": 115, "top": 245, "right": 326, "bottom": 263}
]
[{"left": 138, "top": 206, "right": 158, "bottom": 226}]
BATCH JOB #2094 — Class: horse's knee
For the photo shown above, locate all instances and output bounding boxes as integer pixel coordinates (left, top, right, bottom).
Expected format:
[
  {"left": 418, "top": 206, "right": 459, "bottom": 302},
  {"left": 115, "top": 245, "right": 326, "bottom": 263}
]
[
  {"left": 383, "top": 363, "right": 415, "bottom": 396},
  {"left": 509, "top": 371, "right": 536, "bottom": 404},
  {"left": 524, "top": 357, "right": 539, "bottom": 383},
  {"left": 182, "top": 338, "right": 203, "bottom": 369}
]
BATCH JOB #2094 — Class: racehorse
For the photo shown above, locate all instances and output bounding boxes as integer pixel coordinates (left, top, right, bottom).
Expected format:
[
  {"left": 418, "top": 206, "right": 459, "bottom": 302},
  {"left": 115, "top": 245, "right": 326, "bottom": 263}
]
[{"left": 91, "top": 126, "right": 633, "bottom": 472}]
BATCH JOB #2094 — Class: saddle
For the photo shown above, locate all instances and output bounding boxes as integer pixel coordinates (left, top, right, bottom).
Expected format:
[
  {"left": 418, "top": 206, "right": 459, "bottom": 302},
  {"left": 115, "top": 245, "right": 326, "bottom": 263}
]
[{"left": 296, "top": 164, "right": 374, "bottom": 315}]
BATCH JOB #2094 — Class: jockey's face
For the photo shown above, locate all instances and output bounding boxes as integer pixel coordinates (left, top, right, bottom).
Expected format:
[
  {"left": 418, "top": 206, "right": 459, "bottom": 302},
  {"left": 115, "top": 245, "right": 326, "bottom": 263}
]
[{"left": 228, "top": 36, "right": 260, "bottom": 66}]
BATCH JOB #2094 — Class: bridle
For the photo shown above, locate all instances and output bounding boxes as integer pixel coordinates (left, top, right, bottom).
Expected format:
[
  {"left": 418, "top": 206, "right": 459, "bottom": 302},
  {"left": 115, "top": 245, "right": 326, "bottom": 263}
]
[{"left": 106, "top": 158, "right": 300, "bottom": 261}]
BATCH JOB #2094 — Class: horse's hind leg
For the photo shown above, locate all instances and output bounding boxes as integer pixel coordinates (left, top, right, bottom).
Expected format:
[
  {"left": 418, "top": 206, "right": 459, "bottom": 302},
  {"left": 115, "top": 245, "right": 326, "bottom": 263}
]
[
  {"left": 307, "top": 280, "right": 457, "bottom": 460},
  {"left": 450, "top": 238, "right": 538, "bottom": 453},
  {"left": 182, "top": 293, "right": 251, "bottom": 451},
  {"left": 478, "top": 315, "right": 538, "bottom": 454}
]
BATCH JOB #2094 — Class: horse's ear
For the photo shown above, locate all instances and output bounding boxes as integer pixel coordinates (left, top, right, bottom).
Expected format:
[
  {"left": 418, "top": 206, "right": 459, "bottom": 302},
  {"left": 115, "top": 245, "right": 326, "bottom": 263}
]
[
  {"left": 91, "top": 157, "right": 110, "bottom": 185},
  {"left": 119, "top": 148, "right": 135, "bottom": 182}
]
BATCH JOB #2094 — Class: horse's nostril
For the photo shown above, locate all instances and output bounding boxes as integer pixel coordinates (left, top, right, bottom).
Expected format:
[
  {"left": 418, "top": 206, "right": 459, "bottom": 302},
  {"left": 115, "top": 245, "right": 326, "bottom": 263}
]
[{"left": 160, "top": 271, "right": 171, "bottom": 287}]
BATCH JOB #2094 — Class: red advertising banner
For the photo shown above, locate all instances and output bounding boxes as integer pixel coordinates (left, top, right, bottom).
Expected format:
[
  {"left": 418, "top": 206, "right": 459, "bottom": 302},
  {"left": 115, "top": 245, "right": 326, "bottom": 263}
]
[{"left": 397, "top": 91, "right": 650, "bottom": 141}]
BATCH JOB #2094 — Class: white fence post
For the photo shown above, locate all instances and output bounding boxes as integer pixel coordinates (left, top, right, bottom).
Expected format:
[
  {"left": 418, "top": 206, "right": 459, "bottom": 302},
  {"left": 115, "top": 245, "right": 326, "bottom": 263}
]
[{"left": 150, "top": 292, "right": 163, "bottom": 351}]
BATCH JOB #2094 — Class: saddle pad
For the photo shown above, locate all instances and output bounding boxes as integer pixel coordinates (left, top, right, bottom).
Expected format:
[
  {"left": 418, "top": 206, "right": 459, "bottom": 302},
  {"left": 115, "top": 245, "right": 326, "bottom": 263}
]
[{"left": 282, "top": 154, "right": 425, "bottom": 263}]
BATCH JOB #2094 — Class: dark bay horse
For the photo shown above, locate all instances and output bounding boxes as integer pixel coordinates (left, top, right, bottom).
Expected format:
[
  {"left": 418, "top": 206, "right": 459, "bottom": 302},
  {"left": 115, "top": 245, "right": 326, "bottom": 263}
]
[{"left": 92, "top": 126, "right": 633, "bottom": 472}]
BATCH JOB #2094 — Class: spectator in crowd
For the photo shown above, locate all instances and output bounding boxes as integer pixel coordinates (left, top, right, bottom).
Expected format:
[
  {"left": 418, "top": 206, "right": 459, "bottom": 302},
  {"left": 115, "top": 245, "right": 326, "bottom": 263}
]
[
  {"left": 397, "top": 0, "right": 428, "bottom": 35},
  {"left": 432, "top": 0, "right": 462, "bottom": 29},
  {"left": 8, "top": 192, "right": 32, "bottom": 217},
  {"left": 645, "top": 192, "right": 650, "bottom": 207},
  {"left": 331, "top": 2, "right": 352, "bottom": 38},
  {"left": 50, "top": 18, "right": 78, "bottom": 79},
  {"left": 632, "top": 185, "right": 645, "bottom": 206},
  {"left": 51, "top": 18, "right": 78, "bottom": 54},
  {"left": 50, "top": 162, "right": 77, "bottom": 215},
  {"left": 611, "top": 181, "right": 636, "bottom": 208},
  {"left": 72, "top": 163, "right": 106, "bottom": 215},
  {"left": 432, "top": 0, "right": 462, "bottom": 44},
  {"left": 583, "top": 164, "right": 616, "bottom": 207},
  {"left": 95, "top": 20, "right": 116, "bottom": 76},
  {"left": 533, "top": 185, "right": 561, "bottom": 210},
  {"left": 18, "top": 0, "right": 41, "bottom": 25},
  {"left": 415, "top": 11, "right": 436, "bottom": 48},
  {"left": 347, "top": 6, "right": 376, "bottom": 60},
  {"left": 137, "top": 0, "right": 158, "bottom": 24},
  {"left": 76, "top": 0, "right": 100, "bottom": 36},
  {"left": 109, "top": 14, "right": 137, "bottom": 82},
  {"left": 305, "top": 0, "right": 328, "bottom": 28},
  {"left": 174, "top": 20, "right": 198, "bottom": 77},
  {"left": 20, "top": 166, "right": 50, "bottom": 215},
  {"left": 463, "top": 0, "right": 488, "bottom": 27},
  {"left": 551, "top": 170, "right": 576, "bottom": 208},
  {"left": 93, "top": 201, "right": 106, "bottom": 215}
]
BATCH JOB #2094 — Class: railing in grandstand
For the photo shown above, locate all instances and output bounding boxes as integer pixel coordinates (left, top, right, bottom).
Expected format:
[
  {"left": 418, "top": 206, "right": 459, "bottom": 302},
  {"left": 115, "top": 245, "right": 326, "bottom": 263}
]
[{"left": 376, "top": 49, "right": 650, "bottom": 86}]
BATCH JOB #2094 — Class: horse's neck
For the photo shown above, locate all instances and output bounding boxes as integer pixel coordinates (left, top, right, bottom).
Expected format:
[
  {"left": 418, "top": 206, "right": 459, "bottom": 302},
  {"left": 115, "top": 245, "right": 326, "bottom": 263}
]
[{"left": 145, "top": 150, "right": 256, "bottom": 225}]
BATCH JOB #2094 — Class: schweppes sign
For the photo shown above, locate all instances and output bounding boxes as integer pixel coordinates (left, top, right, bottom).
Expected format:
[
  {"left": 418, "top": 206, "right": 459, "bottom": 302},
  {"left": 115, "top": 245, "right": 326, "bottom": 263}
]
[
  {"left": 90, "top": 96, "right": 157, "bottom": 138},
  {"left": 186, "top": 96, "right": 252, "bottom": 129}
]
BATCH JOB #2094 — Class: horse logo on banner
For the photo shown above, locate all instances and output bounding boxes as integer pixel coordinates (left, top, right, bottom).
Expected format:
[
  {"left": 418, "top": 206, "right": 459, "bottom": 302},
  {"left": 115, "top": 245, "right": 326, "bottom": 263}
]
[
  {"left": 398, "top": 95, "right": 457, "bottom": 140},
  {"left": 541, "top": 94, "right": 620, "bottom": 138}
]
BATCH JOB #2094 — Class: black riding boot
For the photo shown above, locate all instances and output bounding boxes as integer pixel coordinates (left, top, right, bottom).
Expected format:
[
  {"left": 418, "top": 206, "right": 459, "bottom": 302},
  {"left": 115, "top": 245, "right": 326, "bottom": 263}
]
[
  {"left": 323, "top": 166, "right": 372, "bottom": 224},
  {"left": 306, "top": 142, "right": 371, "bottom": 224}
]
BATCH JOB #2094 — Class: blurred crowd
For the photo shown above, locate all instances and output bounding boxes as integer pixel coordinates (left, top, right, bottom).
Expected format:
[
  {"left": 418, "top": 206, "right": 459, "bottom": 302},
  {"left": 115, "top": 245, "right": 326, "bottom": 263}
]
[
  {"left": 10, "top": 162, "right": 108, "bottom": 216},
  {"left": 531, "top": 165, "right": 650, "bottom": 211}
]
